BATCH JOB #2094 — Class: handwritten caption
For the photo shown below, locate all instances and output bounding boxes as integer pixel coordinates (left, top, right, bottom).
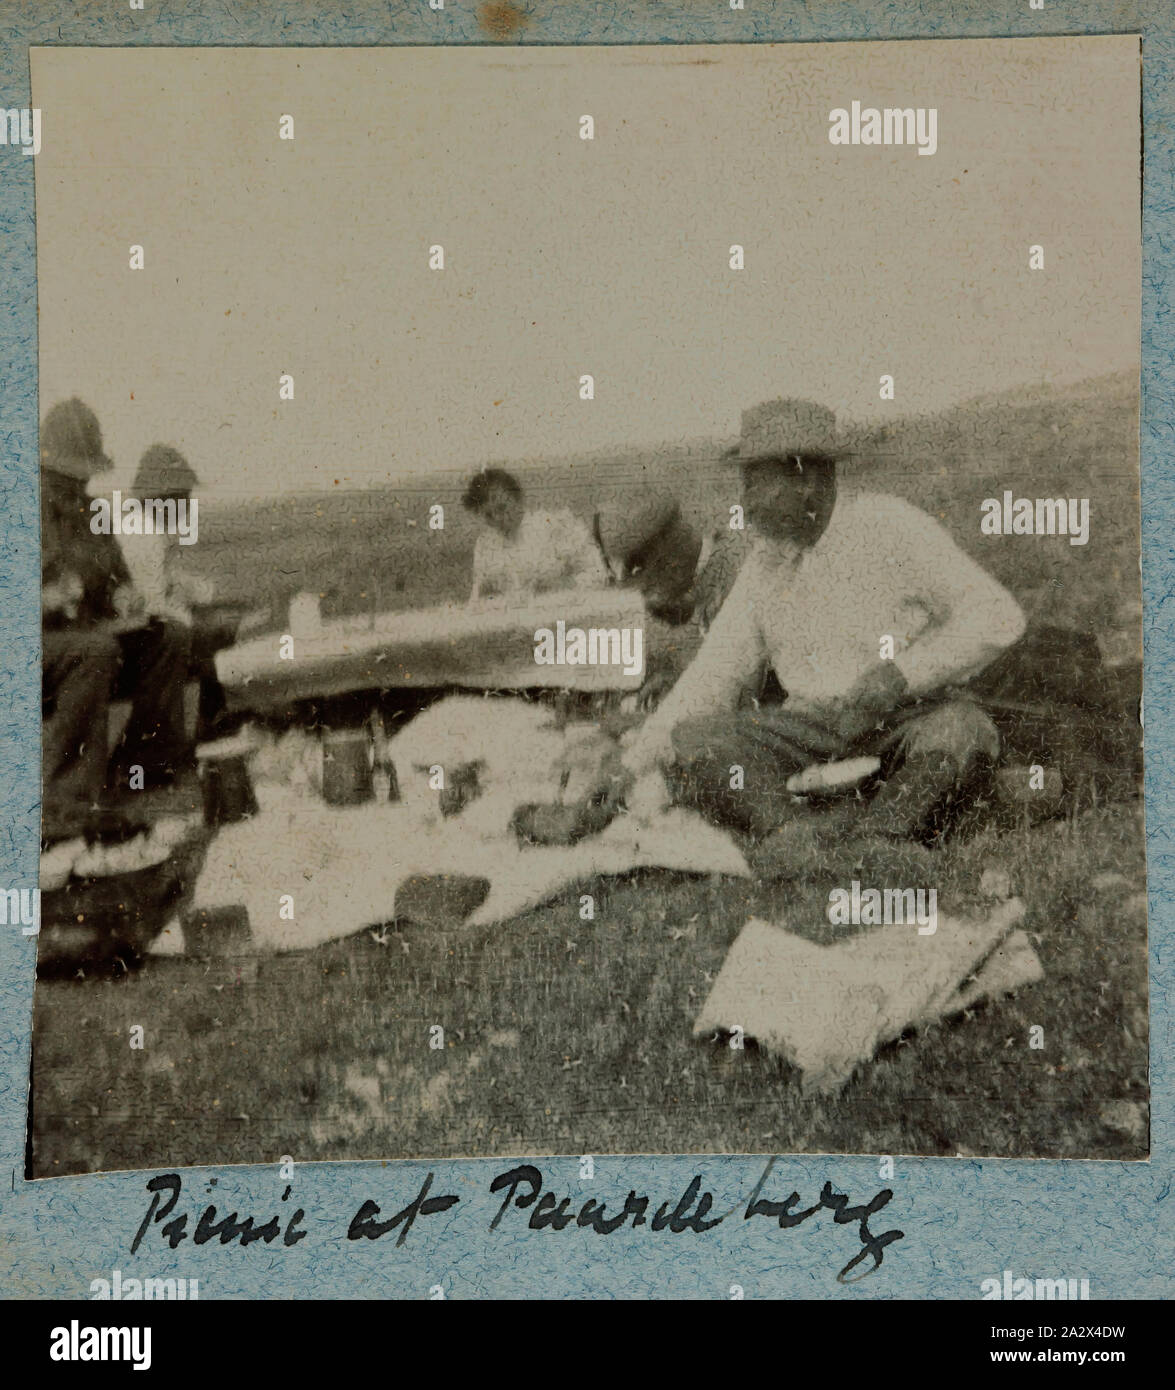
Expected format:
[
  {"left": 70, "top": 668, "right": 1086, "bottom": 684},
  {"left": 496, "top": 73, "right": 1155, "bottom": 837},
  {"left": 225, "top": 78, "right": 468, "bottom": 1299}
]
[{"left": 130, "top": 1160, "right": 904, "bottom": 1284}]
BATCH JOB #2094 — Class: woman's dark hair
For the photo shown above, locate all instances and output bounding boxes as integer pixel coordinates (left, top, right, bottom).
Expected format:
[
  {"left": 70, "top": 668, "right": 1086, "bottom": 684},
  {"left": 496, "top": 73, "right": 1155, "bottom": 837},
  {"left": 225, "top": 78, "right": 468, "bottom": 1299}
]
[{"left": 462, "top": 467, "right": 523, "bottom": 513}]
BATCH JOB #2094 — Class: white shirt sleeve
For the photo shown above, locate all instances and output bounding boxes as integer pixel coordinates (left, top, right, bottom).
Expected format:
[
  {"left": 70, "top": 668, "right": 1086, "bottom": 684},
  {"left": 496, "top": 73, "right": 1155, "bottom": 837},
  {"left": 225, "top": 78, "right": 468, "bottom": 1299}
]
[
  {"left": 556, "top": 510, "right": 610, "bottom": 590},
  {"left": 885, "top": 497, "right": 1026, "bottom": 693},
  {"left": 469, "top": 532, "right": 490, "bottom": 601},
  {"left": 120, "top": 533, "right": 211, "bottom": 626},
  {"left": 119, "top": 533, "right": 169, "bottom": 614},
  {"left": 624, "top": 556, "right": 767, "bottom": 772},
  {"left": 170, "top": 562, "right": 215, "bottom": 609}
]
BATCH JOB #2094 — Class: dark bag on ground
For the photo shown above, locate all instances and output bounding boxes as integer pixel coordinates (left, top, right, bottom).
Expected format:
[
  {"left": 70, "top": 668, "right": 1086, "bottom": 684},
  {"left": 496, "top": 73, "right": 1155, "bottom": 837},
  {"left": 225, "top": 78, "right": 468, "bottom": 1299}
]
[{"left": 967, "top": 623, "right": 1142, "bottom": 801}]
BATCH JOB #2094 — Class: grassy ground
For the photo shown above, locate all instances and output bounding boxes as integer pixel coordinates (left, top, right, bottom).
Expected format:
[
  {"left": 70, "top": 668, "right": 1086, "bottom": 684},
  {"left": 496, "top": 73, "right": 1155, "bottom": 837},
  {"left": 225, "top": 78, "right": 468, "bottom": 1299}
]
[
  {"left": 30, "top": 796, "right": 1148, "bottom": 1176},
  {"left": 30, "top": 372, "right": 1147, "bottom": 1174}
]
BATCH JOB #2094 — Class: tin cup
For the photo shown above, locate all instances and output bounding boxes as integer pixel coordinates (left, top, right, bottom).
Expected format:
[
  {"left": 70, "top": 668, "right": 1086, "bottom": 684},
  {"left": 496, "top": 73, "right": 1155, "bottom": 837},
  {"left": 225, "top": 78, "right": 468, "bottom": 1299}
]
[
  {"left": 372, "top": 761, "right": 400, "bottom": 804},
  {"left": 289, "top": 591, "right": 322, "bottom": 639},
  {"left": 322, "top": 728, "right": 374, "bottom": 806},
  {"left": 196, "top": 738, "right": 260, "bottom": 828}
]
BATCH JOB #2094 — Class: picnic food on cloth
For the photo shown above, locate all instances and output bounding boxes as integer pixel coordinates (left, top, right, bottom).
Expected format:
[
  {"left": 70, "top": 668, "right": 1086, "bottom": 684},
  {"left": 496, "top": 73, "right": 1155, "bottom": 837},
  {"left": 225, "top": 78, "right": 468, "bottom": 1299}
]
[
  {"left": 40, "top": 837, "right": 85, "bottom": 891},
  {"left": 188, "top": 696, "right": 750, "bottom": 952},
  {"left": 64, "top": 818, "right": 194, "bottom": 880}
]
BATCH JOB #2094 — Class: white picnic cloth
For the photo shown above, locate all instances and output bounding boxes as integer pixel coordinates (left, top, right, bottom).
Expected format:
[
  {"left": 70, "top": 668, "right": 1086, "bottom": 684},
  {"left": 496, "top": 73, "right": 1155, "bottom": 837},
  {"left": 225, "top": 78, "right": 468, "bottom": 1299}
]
[
  {"left": 190, "top": 798, "right": 748, "bottom": 951},
  {"left": 190, "top": 696, "right": 749, "bottom": 951}
]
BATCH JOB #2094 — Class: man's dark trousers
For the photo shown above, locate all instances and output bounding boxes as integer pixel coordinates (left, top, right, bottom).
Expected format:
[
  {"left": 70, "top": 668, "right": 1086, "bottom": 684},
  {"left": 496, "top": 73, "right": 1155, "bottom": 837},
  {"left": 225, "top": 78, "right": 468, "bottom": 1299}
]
[{"left": 666, "top": 694, "right": 1000, "bottom": 841}]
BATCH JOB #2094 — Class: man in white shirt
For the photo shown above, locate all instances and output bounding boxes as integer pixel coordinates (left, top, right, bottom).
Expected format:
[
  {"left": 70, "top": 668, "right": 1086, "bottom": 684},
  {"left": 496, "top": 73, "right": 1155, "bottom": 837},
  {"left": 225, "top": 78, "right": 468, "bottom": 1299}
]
[
  {"left": 112, "top": 444, "right": 220, "bottom": 778},
  {"left": 464, "top": 467, "right": 610, "bottom": 603},
  {"left": 620, "top": 397, "right": 1026, "bottom": 843},
  {"left": 118, "top": 445, "right": 215, "bottom": 626}
]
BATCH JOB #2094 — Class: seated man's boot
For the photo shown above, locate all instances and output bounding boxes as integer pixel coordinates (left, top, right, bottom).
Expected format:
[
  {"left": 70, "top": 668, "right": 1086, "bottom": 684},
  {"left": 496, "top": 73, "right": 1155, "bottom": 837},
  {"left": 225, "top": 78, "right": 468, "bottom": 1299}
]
[
  {"left": 862, "top": 750, "right": 965, "bottom": 845},
  {"left": 866, "top": 698, "right": 1000, "bottom": 844}
]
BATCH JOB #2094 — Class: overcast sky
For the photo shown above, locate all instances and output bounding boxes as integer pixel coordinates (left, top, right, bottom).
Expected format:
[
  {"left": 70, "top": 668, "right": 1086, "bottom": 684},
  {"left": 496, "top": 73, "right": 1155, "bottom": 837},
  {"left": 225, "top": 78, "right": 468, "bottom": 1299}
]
[{"left": 32, "top": 36, "right": 1140, "bottom": 498}]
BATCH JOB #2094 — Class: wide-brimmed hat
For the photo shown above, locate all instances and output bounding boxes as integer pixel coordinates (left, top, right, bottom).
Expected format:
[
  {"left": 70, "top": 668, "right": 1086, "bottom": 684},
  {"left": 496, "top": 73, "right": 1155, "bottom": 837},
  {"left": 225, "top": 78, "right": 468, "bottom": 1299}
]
[
  {"left": 133, "top": 443, "right": 199, "bottom": 498},
  {"left": 40, "top": 397, "right": 113, "bottom": 479},
  {"left": 729, "top": 397, "right": 849, "bottom": 464}
]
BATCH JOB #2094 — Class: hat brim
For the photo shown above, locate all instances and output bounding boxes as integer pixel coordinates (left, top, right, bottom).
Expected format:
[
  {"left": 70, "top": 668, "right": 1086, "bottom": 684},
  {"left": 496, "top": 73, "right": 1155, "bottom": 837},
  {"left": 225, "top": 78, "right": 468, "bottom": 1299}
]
[
  {"left": 42, "top": 450, "right": 115, "bottom": 479},
  {"left": 722, "top": 445, "right": 854, "bottom": 465}
]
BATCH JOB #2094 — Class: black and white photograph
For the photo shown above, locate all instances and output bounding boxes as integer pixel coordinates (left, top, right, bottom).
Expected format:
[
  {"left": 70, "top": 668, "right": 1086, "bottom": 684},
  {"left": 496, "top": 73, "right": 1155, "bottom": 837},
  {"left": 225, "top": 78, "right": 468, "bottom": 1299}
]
[{"left": 29, "top": 36, "right": 1146, "bottom": 1175}]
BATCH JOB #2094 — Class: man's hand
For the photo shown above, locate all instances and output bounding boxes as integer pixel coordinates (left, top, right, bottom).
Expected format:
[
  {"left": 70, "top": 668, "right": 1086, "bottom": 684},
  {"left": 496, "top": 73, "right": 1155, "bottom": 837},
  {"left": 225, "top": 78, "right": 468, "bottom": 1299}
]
[
  {"left": 112, "top": 584, "right": 147, "bottom": 620},
  {"left": 637, "top": 666, "right": 677, "bottom": 713},
  {"left": 809, "top": 661, "right": 910, "bottom": 743},
  {"left": 513, "top": 742, "right": 636, "bottom": 847},
  {"left": 618, "top": 724, "right": 667, "bottom": 782},
  {"left": 43, "top": 571, "right": 83, "bottom": 619},
  {"left": 848, "top": 660, "right": 909, "bottom": 710},
  {"left": 588, "top": 742, "right": 636, "bottom": 813}
]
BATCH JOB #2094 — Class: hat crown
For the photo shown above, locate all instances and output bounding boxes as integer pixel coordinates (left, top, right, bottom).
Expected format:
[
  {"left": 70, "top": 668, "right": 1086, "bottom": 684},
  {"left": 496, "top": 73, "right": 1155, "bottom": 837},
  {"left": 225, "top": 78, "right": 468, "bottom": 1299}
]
[
  {"left": 739, "top": 397, "right": 841, "bottom": 460},
  {"left": 41, "top": 397, "right": 106, "bottom": 474},
  {"left": 133, "top": 443, "right": 198, "bottom": 498}
]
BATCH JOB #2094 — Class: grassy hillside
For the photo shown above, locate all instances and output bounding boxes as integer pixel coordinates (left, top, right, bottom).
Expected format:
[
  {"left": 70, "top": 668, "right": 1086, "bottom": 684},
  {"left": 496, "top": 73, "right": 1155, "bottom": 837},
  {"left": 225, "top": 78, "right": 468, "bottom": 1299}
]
[
  {"left": 183, "top": 370, "right": 1140, "bottom": 641},
  {"left": 839, "top": 369, "right": 1140, "bottom": 635}
]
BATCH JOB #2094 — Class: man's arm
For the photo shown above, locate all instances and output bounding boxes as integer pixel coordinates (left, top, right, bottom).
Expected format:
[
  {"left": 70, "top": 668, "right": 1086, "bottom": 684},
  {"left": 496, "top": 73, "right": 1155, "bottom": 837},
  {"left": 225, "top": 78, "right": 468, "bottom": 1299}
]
[
  {"left": 41, "top": 484, "right": 84, "bottom": 617},
  {"left": 469, "top": 533, "right": 487, "bottom": 602},
  {"left": 173, "top": 571, "right": 216, "bottom": 608},
  {"left": 41, "top": 480, "right": 70, "bottom": 583},
  {"left": 886, "top": 496, "right": 1026, "bottom": 693},
  {"left": 623, "top": 558, "right": 767, "bottom": 774},
  {"left": 559, "top": 511, "right": 611, "bottom": 590}
]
